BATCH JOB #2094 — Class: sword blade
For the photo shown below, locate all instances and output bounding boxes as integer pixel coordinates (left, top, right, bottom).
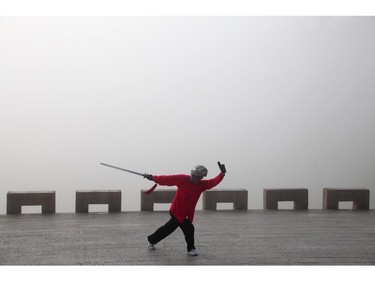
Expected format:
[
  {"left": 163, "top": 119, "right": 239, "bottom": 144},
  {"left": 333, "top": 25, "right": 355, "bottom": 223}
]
[{"left": 100, "top": 163, "right": 145, "bottom": 177}]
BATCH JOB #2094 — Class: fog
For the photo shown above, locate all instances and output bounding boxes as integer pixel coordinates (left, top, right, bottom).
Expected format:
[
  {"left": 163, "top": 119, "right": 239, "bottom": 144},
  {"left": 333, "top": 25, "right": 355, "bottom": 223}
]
[{"left": 1, "top": 16, "right": 374, "bottom": 214}]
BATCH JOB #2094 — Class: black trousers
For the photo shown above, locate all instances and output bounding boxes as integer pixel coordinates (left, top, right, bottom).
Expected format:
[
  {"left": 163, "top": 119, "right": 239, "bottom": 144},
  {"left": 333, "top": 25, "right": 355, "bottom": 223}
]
[{"left": 147, "top": 212, "right": 195, "bottom": 252}]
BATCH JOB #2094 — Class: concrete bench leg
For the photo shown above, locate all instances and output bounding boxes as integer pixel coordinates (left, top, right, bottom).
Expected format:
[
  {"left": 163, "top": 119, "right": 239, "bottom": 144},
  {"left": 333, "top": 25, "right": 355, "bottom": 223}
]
[
  {"left": 203, "top": 189, "right": 248, "bottom": 210},
  {"left": 7, "top": 191, "right": 56, "bottom": 214},
  {"left": 263, "top": 188, "right": 308, "bottom": 210},
  {"left": 323, "top": 188, "right": 370, "bottom": 210},
  {"left": 75, "top": 190, "right": 122, "bottom": 213},
  {"left": 140, "top": 189, "right": 176, "bottom": 211}
]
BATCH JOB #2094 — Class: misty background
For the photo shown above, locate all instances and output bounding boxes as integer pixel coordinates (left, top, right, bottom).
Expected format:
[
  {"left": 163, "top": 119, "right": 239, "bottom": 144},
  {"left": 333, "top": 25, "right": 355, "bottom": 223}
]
[{"left": 1, "top": 16, "right": 374, "bottom": 214}]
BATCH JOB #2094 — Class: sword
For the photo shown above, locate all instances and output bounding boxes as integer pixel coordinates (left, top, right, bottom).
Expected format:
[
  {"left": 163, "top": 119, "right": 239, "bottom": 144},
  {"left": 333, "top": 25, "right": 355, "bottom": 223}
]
[{"left": 100, "top": 163, "right": 145, "bottom": 177}]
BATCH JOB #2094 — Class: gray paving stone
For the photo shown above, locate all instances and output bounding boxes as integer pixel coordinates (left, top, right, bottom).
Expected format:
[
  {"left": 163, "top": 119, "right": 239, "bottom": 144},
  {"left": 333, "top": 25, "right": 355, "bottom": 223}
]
[{"left": 0, "top": 210, "right": 374, "bottom": 265}]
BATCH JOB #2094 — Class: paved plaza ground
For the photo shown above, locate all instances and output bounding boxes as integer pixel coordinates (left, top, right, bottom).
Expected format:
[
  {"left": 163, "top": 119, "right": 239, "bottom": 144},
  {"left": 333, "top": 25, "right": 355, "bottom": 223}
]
[{"left": 0, "top": 210, "right": 374, "bottom": 265}]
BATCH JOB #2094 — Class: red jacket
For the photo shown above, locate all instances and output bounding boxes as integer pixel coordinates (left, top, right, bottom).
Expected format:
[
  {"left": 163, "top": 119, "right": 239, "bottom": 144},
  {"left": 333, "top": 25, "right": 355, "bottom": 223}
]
[{"left": 153, "top": 172, "right": 225, "bottom": 224}]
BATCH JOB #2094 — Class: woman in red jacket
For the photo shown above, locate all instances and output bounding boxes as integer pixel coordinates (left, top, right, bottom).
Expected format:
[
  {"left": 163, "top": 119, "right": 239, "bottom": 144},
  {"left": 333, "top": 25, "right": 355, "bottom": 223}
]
[{"left": 144, "top": 162, "right": 226, "bottom": 256}]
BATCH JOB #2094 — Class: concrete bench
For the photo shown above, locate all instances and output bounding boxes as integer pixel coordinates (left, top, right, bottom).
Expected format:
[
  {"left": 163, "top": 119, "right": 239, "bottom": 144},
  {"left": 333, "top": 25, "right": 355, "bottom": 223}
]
[
  {"left": 323, "top": 188, "right": 370, "bottom": 210},
  {"left": 140, "top": 189, "right": 176, "bottom": 211},
  {"left": 7, "top": 191, "right": 56, "bottom": 214},
  {"left": 263, "top": 188, "right": 308, "bottom": 210},
  {"left": 75, "top": 190, "right": 121, "bottom": 213},
  {"left": 203, "top": 189, "right": 248, "bottom": 210}
]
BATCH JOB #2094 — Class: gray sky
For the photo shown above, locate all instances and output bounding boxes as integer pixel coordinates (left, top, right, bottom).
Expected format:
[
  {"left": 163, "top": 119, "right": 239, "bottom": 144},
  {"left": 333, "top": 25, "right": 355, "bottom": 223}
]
[{"left": 1, "top": 16, "right": 374, "bottom": 213}]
